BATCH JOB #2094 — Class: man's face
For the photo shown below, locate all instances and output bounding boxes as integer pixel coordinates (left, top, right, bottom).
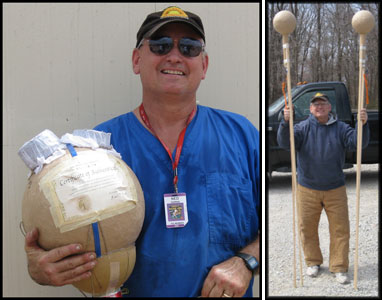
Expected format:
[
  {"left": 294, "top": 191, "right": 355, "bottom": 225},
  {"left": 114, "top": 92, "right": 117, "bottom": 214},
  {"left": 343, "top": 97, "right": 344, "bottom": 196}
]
[
  {"left": 132, "top": 23, "right": 208, "bottom": 98},
  {"left": 310, "top": 99, "right": 331, "bottom": 123}
]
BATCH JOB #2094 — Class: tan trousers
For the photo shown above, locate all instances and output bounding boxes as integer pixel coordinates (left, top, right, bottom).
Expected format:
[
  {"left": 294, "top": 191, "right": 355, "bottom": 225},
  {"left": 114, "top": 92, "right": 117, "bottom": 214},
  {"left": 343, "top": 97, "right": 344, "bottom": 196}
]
[{"left": 297, "top": 184, "right": 349, "bottom": 273}]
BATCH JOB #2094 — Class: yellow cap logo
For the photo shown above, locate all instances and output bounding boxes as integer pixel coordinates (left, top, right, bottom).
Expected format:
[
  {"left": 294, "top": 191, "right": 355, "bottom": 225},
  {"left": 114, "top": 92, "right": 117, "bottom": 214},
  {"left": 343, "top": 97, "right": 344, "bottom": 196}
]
[
  {"left": 161, "top": 6, "right": 188, "bottom": 19},
  {"left": 315, "top": 92, "right": 324, "bottom": 97}
]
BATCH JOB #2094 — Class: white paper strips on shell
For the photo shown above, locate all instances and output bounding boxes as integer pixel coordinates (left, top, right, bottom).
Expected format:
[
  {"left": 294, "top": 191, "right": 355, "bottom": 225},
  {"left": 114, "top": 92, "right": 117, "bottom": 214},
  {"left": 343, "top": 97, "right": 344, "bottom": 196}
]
[
  {"left": 18, "top": 129, "right": 121, "bottom": 175},
  {"left": 17, "top": 129, "right": 67, "bottom": 174}
]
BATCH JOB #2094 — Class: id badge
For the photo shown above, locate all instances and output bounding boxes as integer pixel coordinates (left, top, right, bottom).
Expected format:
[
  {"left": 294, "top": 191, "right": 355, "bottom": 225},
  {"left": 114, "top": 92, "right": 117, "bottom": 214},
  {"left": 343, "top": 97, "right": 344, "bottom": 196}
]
[{"left": 164, "top": 193, "right": 188, "bottom": 228}]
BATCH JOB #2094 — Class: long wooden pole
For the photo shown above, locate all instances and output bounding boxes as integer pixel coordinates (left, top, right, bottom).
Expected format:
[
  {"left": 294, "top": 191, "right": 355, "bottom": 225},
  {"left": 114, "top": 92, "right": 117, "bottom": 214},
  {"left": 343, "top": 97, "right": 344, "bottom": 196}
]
[
  {"left": 352, "top": 10, "right": 375, "bottom": 290},
  {"left": 284, "top": 35, "right": 300, "bottom": 288},
  {"left": 273, "top": 10, "right": 303, "bottom": 287},
  {"left": 282, "top": 34, "right": 304, "bottom": 288},
  {"left": 282, "top": 35, "right": 297, "bottom": 288},
  {"left": 354, "top": 33, "right": 365, "bottom": 291}
]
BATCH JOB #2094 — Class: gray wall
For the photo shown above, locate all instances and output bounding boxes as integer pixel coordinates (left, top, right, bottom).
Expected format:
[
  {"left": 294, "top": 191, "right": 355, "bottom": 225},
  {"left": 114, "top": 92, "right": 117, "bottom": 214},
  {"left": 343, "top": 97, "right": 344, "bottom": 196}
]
[{"left": 3, "top": 3, "right": 260, "bottom": 297}]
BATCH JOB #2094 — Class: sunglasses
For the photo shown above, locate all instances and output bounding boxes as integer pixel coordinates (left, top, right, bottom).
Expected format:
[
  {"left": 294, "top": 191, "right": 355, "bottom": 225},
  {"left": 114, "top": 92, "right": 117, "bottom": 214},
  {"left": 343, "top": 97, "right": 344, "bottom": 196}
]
[
  {"left": 311, "top": 102, "right": 329, "bottom": 107},
  {"left": 140, "top": 36, "right": 204, "bottom": 58}
]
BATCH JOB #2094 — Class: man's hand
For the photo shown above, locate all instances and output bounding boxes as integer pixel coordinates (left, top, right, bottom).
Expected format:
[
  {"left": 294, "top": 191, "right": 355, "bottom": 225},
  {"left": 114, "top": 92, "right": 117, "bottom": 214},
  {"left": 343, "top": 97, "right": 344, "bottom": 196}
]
[
  {"left": 359, "top": 108, "right": 368, "bottom": 125},
  {"left": 283, "top": 106, "right": 292, "bottom": 122},
  {"left": 25, "top": 228, "right": 97, "bottom": 286},
  {"left": 200, "top": 256, "right": 252, "bottom": 297}
]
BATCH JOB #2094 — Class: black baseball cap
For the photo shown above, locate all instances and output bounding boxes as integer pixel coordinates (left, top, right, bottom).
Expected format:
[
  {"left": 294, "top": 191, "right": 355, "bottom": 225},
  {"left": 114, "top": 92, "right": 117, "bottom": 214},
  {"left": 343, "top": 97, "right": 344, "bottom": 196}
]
[{"left": 136, "top": 6, "right": 205, "bottom": 48}]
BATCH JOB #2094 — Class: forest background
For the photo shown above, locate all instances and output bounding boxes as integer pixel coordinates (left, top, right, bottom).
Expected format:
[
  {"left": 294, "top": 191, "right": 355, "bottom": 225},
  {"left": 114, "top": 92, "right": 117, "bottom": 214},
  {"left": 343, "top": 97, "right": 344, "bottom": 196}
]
[{"left": 267, "top": 2, "right": 379, "bottom": 110}]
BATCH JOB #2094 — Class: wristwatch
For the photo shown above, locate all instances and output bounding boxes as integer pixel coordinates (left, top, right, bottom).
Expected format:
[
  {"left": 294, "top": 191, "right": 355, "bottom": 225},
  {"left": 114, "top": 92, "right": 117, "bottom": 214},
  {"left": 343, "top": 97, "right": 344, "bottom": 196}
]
[{"left": 235, "top": 252, "right": 259, "bottom": 275}]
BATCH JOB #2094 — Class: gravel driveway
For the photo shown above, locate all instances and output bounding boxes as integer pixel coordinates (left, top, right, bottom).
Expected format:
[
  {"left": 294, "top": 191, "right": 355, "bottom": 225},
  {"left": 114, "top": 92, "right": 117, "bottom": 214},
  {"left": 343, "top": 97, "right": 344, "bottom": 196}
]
[{"left": 267, "top": 164, "right": 379, "bottom": 297}]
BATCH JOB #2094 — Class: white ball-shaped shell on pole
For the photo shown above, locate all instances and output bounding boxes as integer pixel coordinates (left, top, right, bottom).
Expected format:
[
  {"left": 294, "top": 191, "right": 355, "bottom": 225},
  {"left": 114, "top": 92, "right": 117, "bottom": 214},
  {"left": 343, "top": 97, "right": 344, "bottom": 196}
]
[
  {"left": 273, "top": 10, "right": 296, "bottom": 35},
  {"left": 352, "top": 10, "right": 375, "bottom": 34}
]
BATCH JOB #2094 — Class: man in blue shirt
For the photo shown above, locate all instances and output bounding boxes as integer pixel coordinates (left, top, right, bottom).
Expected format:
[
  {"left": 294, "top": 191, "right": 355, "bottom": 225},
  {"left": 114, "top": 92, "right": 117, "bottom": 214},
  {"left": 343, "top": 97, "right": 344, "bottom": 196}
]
[
  {"left": 278, "top": 93, "right": 369, "bottom": 284},
  {"left": 24, "top": 6, "right": 260, "bottom": 297}
]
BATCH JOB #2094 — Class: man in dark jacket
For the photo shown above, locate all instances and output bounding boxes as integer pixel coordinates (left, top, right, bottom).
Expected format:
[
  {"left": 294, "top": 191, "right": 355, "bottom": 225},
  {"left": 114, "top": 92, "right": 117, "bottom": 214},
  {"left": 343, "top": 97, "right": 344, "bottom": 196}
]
[{"left": 277, "top": 92, "right": 369, "bottom": 284}]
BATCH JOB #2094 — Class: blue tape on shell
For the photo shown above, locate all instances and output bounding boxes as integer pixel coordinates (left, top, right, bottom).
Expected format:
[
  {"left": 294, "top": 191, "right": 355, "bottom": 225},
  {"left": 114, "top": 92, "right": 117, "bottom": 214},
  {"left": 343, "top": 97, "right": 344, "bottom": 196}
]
[
  {"left": 92, "top": 222, "right": 102, "bottom": 257},
  {"left": 66, "top": 143, "right": 77, "bottom": 157}
]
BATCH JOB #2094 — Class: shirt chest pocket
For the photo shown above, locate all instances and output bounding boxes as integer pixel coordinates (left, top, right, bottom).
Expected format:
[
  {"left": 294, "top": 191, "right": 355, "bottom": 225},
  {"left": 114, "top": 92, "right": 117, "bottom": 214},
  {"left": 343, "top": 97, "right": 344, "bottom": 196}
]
[{"left": 206, "top": 172, "right": 254, "bottom": 245}]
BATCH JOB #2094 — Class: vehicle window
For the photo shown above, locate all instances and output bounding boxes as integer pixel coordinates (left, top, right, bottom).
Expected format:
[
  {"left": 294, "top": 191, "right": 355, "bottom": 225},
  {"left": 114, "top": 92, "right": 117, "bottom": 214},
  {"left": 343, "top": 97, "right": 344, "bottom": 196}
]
[
  {"left": 293, "top": 89, "right": 337, "bottom": 121},
  {"left": 268, "top": 86, "right": 303, "bottom": 116}
]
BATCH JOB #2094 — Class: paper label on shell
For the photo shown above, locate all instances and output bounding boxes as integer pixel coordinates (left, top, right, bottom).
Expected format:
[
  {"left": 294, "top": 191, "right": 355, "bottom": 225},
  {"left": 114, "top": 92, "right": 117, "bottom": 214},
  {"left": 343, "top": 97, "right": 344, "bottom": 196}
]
[{"left": 39, "top": 151, "right": 137, "bottom": 232}]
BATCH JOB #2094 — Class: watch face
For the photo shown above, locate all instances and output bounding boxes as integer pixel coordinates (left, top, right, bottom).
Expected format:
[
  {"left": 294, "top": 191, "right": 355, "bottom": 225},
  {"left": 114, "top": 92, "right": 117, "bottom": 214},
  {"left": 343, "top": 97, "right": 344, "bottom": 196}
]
[{"left": 247, "top": 256, "right": 259, "bottom": 270}]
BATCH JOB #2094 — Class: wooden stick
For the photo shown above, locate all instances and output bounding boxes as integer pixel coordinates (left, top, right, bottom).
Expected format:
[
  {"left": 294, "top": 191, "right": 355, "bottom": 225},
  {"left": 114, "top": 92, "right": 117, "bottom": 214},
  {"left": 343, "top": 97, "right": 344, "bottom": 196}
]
[
  {"left": 354, "top": 33, "right": 365, "bottom": 290},
  {"left": 282, "top": 34, "right": 304, "bottom": 288},
  {"left": 273, "top": 10, "right": 300, "bottom": 287},
  {"left": 282, "top": 35, "right": 297, "bottom": 288},
  {"left": 352, "top": 10, "right": 374, "bottom": 290}
]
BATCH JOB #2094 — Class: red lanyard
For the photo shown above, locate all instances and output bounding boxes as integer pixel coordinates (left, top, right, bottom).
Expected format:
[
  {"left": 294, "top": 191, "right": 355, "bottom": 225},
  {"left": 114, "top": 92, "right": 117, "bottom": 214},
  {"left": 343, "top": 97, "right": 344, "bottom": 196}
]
[{"left": 139, "top": 103, "right": 196, "bottom": 193}]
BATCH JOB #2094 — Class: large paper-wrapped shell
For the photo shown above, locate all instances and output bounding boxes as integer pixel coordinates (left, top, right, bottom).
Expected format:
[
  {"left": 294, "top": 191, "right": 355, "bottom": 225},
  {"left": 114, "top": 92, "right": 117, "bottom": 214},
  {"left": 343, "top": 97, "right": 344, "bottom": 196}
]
[{"left": 22, "top": 147, "right": 145, "bottom": 296}]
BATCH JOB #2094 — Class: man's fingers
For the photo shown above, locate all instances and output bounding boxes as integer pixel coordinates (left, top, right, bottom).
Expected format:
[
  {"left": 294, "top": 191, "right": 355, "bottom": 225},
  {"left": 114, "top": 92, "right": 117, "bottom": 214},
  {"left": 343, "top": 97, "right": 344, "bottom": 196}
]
[
  {"left": 61, "top": 270, "right": 93, "bottom": 286},
  {"left": 31, "top": 251, "right": 97, "bottom": 286},
  {"left": 55, "top": 252, "right": 97, "bottom": 273},
  {"left": 44, "top": 243, "right": 85, "bottom": 263},
  {"left": 200, "top": 273, "right": 215, "bottom": 297},
  {"left": 201, "top": 266, "right": 227, "bottom": 297},
  {"left": 25, "top": 228, "right": 40, "bottom": 250},
  {"left": 200, "top": 257, "right": 252, "bottom": 297},
  {"left": 208, "top": 283, "right": 224, "bottom": 297},
  {"left": 358, "top": 109, "right": 368, "bottom": 124},
  {"left": 24, "top": 228, "right": 96, "bottom": 286},
  {"left": 51, "top": 260, "right": 96, "bottom": 286}
]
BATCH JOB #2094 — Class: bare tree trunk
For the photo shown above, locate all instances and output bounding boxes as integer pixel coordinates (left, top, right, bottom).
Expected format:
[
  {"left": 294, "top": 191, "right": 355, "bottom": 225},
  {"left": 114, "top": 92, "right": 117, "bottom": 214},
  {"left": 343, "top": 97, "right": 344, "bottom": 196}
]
[{"left": 316, "top": 3, "right": 322, "bottom": 82}]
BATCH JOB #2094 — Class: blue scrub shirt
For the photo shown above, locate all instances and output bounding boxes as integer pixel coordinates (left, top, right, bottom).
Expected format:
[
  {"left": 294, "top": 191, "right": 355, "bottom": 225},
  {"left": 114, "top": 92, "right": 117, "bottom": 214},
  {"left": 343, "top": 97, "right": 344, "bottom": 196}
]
[{"left": 94, "top": 105, "right": 260, "bottom": 297}]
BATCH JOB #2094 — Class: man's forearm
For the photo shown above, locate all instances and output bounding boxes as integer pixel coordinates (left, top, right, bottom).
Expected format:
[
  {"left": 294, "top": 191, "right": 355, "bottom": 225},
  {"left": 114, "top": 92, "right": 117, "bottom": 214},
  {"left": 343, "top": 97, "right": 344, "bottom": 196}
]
[{"left": 237, "top": 234, "right": 260, "bottom": 274}]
